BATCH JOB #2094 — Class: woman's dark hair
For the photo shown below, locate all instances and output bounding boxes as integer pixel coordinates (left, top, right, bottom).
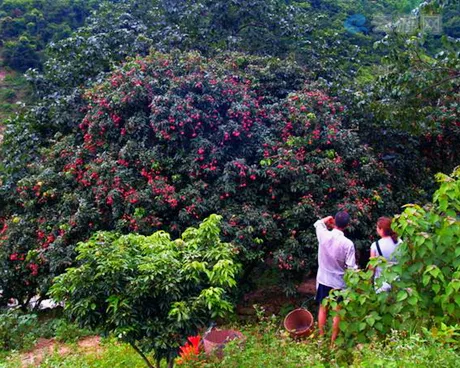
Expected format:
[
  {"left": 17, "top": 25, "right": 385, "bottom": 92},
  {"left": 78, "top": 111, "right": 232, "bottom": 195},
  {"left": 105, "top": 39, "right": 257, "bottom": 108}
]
[
  {"left": 377, "top": 217, "right": 398, "bottom": 244},
  {"left": 334, "top": 211, "right": 350, "bottom": 229}
]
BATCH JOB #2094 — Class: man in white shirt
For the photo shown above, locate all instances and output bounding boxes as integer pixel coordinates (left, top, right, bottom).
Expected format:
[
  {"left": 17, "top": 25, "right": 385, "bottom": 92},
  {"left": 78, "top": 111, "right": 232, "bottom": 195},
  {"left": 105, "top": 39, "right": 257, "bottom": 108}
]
[{"left": 314, "top": 212, "right": 356, "bottom": 342}]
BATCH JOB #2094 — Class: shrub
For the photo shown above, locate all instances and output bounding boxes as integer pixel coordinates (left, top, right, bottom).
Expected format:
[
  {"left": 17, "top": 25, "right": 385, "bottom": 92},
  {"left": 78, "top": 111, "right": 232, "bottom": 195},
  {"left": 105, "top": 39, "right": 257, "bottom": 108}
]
[
  {"left": 0, "top": 309, "right": 38, "bottom": 351},
  {"left": 0, "top": 88, "right": 16, "bottom": 102},
  {"left": 50, "top": 214, "right": 241, "bottom": 367},
  {"left": 392, "top": 167, "right": 460, "bottom": 324},
  {"left": 53, "top": 318, "right": 94, "bottom": 343},
  {"left": 329, "top": 167, "right": 460, "bottom": 347}
]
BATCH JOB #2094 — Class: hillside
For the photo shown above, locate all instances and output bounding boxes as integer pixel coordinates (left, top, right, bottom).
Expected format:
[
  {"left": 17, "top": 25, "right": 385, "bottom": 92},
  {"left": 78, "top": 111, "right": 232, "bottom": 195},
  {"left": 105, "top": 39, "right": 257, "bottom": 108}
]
[{"left": 0, "top": 57, "right": 31, "bottom": 122}]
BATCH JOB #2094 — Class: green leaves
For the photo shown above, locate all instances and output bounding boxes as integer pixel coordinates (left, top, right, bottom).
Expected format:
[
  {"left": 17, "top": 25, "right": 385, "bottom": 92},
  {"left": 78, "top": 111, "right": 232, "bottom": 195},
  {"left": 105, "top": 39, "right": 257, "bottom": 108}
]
[
  {"left": 330, "top": 168, "right": 460, "bottom": 348},
  {"left": 0, "top": 0, "right": 101, "bottom": 71},
  {"left": 50, "top": 215, "right": 241, "bottom": 364},
  {"left": 1, "top": 47, "right": 394, "bottom": 303},
  {"left": 396, "top": 168, "right": 460, "bottom": 322},
  {"left": 396, "top": 290, "right": 408, "bottom": 302}
]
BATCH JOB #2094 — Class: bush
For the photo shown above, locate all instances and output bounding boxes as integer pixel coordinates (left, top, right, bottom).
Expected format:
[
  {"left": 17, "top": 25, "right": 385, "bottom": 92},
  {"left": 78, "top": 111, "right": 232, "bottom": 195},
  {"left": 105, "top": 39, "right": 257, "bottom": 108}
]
[
  {"left": 0, "top": 88, "right": 17, "bottom": 102},
  {"left": 1, "top": 38, "right": 41, "bottom": 72},
  {"left": 52, "top": 318, "right": 94, "bottom": 343},
  {"left": 329, "top": 167, "right": 460, "bottom": 347},
  {"left": 0, "top": 0, "right": 103, "bottom": 71},
  {"left": 50, "top": 214, "right": 241, "bottom": 367},
  {"left": 0, "top": 309, "right": 38, "bottom": 351},
  {"left": 392, "top": 167, "right": 460, "bottom": 324}
]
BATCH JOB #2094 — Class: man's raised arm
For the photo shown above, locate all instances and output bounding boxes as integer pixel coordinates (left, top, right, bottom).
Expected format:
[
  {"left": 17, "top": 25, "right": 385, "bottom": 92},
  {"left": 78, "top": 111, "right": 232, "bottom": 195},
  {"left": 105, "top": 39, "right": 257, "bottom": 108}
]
[{"left": 314, "top": 216, "right": 333, "bottom": 244}]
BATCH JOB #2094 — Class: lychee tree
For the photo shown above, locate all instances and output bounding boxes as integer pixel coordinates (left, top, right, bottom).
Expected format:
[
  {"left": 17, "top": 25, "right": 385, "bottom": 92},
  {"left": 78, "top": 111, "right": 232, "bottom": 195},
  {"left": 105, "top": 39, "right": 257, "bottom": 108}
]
[{"left": 0, "top": 52, "right": 394, "bottom": 304}]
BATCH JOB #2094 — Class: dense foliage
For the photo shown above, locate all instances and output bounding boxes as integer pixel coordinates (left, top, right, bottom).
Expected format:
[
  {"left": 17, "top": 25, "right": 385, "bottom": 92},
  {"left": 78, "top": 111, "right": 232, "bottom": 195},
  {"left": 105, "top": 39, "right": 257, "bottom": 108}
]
[
  {"left": 0, "top": 51, "right": 396, "bottom": 305},
  {"left": 50, "top": 214, "right": 241, "bottom": 368},
  {"left": 0, "top": 309, "right": 37, "bottom": 351},
  {"left": 0, "top": 1, "right": 459, "bottom": 366},
  {"left": 0, "top": 0, "right": 103, "bottom": 71},
  {"left": 0, "top": 309, "right": 92, "bottom": 353},
  {"left": 369, "top": 35, "right": 459, "bottom": 164},
  {"left": 26, "top": 0, "right": 430, "bottom": 95},
  {"left": 341, "top": 20, "right": 460, "bottom": 206},
  {"left": 329, "top": 167, "right": 460, "bottom": 347}
]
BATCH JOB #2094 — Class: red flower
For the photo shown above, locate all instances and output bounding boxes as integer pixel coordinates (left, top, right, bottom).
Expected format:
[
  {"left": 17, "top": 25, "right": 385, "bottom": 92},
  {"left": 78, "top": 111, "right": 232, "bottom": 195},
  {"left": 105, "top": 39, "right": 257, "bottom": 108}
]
[
  {"left": 176, "top": 335, "right": 201, "bottom": 365},
  {"left": 187, "top": 335, "right": 201, "bottom": 354}
]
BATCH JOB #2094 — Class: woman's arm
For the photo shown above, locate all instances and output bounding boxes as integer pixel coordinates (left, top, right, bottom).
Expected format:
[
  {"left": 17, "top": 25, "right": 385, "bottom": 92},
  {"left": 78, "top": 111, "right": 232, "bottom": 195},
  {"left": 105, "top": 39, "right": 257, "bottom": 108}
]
[
  {"left": 369, "top": 247, "right": 377, "bottom": 274},
  {"left": 370, "top": 248, "right": 377, "bottom": 258}
]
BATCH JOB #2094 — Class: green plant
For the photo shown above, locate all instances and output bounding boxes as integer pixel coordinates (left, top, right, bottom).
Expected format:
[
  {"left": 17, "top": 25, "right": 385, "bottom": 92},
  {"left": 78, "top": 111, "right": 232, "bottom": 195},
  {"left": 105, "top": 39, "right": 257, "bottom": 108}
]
[
  {"left": 0, "top": 88, "right": 17, "bottom": 102},
  {"left": 50, "top": 214, "right": 241, "bottom": 368},
  {"left": 324, "top": 258, "right": 407, "bottom": 347},
  {"left": 53, "top": 318, "right": 94, "bottom": 343},
  {"left": 1, "top": 320, "right": 458, "bottom": 368},
  {"left": 329, "top": 167, "right": 460, "bottom": 348},
  {"left": 0, "top": 309, "right": 38, "bottom": 351},
  {"left": 205, "top": 320, "right": 327, "bottom": 368},
  {"left": 0, "top": 336, "right": 147, "bottom": 368},
  {"left": 423, "top": 323, "right": 460, "bottom": 346},
  {"left": 351, "top": 330, "right": 460, "bottom": 368},
  {"left": 392, "top": 167, "right": 460, "bottom": 324},
  {"left": 0, "top": 0, "right": 104, "bottom": 71}
]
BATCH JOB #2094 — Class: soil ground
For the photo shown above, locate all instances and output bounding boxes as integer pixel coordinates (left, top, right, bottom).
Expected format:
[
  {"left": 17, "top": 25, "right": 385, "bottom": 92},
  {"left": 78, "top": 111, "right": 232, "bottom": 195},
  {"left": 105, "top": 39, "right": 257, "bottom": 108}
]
[
  {"left": 20, "top": 336, "right": 101, "bottom": 367},
  {"left": 237, "top": 278, "right": 316, "bottom": 317}
]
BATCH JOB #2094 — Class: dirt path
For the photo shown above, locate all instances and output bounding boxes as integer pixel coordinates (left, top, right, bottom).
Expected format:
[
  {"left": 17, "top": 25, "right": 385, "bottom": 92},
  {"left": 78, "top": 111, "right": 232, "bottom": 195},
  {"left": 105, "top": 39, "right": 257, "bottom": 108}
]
[
  {"left": 20, "top": 336, "right": 101, "bottom": 367},
  {"left": 236, "top": 278, "right": 317, "bottom": 318}
]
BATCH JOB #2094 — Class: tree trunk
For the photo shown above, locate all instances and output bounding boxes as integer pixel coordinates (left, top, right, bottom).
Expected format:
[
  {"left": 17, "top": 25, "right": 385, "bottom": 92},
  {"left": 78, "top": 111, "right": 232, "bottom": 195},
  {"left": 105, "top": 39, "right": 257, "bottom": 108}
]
[
  {"left": 129, "top": 342, "right": 155, "bottom": 368},
  {"left": 33, "top": 296, "right": 44, "bottom": 311},
  {"left": 20, "top": 295, "right": 33, "bottom": 312}
]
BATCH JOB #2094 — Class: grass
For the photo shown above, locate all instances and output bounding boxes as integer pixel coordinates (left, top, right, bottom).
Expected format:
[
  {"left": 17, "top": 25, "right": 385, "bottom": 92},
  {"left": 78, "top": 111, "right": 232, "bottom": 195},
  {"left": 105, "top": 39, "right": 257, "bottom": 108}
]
[
  {"left": 349, "top": 331, "right": 460, "bottom": 367},
  {"left": 39, "top": 342, "right": 145, "bottom": 368},
  {"left": 2, "top": 310, "right": 459, "bottom": 368}
]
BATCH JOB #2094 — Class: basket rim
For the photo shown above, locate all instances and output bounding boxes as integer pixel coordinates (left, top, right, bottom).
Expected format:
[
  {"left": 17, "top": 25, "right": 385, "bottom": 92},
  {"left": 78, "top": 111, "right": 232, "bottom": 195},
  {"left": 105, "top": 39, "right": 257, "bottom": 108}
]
[
  {"left": 203, "top": 329, "right": 244, "bottom": 344},
  {"left": 283, "top": 308, "right": 314, "bottom": 332}
]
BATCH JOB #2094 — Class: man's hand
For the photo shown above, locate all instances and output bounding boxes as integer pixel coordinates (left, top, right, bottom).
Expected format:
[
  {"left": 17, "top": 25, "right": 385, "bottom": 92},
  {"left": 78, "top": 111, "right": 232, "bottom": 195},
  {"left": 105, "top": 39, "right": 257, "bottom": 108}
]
[{"left": 322, "top": 216, "right": 335, "bottom": 229}]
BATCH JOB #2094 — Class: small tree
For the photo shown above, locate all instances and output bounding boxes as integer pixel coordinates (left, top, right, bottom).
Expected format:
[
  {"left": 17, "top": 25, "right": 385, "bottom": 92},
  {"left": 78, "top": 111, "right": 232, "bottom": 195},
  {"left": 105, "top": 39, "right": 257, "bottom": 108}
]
[
  {"left": 50, "top": 214, "right": 240, "bottom": 368},
  {"left": 330, "top": 167, "right": 460, "bottom": 347},
  {"left": 392, "top": 167, "right": 460, "bottom": 324}
]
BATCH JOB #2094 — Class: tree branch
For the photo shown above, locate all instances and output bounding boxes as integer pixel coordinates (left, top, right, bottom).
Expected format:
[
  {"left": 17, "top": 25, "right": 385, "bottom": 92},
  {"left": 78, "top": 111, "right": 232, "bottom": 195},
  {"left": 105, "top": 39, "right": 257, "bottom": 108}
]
[{"left": 416, "top": 73, "right": 460, "bottom": 97}]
